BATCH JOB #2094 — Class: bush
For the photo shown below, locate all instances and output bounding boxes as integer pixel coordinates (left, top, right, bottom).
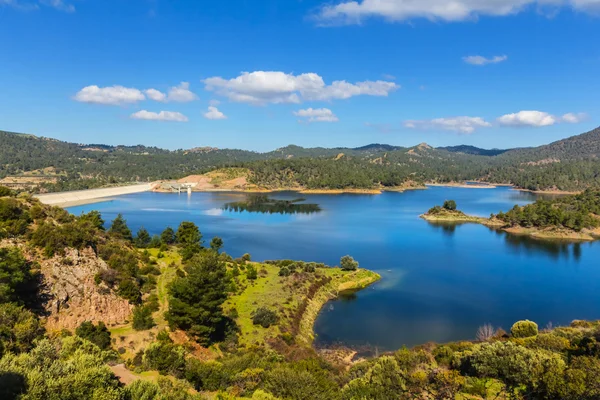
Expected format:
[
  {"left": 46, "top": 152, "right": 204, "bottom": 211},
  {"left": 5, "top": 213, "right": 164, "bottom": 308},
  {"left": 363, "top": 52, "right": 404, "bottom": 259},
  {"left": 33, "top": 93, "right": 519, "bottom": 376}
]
[
  {"left": 0, "top": 303, "right": 44, "bottom": 356},
  {"left": 443, "top": 200, "right": 457, "bottom": 211},
  {"left": 340, "top": 255, "right": 358, "bottom": 271},
  {"left": 246, "top": 265, "right": 258, "bottom": 280},
  {"left": 144, "top": 340, "right": 186, "bottom": 377},
  {"left": 511, "top": 320, "right": 539, "bottom": 338},
  {"left": 75, "top": 321, "right": 112, "bottom": 350},
  {"left": 252, "top": 307, "right": 279, "bottom": 328},
  {"left": 132, "top": 305, "right": 155, "bottom": 331},
  {"left": 0, "top": 186, "right": 14, "bottom": 197}
]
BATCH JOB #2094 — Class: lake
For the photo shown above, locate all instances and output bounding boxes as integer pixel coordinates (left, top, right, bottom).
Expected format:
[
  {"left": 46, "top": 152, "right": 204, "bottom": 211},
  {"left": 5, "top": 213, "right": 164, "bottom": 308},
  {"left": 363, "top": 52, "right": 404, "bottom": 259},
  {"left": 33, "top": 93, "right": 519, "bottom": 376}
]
[{"left": 67, "top": 187, "right": 600, "bottom": 352}]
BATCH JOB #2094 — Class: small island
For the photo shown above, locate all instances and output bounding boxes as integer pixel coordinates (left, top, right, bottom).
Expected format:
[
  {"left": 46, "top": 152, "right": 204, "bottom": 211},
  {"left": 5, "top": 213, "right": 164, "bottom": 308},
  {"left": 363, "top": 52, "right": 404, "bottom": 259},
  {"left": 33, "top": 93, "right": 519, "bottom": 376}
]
[{"left": 422, "top": 189, "right": 600, "bottom": 241}]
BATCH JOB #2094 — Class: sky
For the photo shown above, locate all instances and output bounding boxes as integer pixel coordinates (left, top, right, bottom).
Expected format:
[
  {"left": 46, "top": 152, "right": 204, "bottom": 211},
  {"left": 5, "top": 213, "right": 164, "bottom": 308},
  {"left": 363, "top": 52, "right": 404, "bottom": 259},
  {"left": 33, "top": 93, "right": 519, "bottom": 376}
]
[{"left": 1, "top": 0, "right": 599, "bottom": 151}]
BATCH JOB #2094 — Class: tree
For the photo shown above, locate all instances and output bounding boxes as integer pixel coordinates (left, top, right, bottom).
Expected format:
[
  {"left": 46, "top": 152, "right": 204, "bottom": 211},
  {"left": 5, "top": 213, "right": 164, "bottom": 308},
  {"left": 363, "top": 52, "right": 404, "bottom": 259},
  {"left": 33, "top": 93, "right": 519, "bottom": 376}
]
[
  {"left": 132, "top": 305, "right": 155, "bottom": 331},
  {"left": 340, "top": 255, "right": 359, "bottom": 271},
  {"left": 161, "top": 227, "right": 176, "bottom": 245},
  {"left": 176, "top": 222, "right": 202, "bottom": 261},
  {"left": 75, "top": 321, "right": 112, "bottom": 350},
  {"left": 0, "top": 247, "right": 37, "bottom": 305},
  {"left": 0, "top": 303, "right": 44, "bottom": 356},
  {"left": 108, "top": 213, "right": 132, "bottom": 241},
  {"left": 443, "top": 200, "right": 457, "bottom": 211},
  {"left": 210, "top": 237, "right": 224, "bottom": 253},
  {"left": 135, "top": 227, "right": 151, "bottom": 248},
  {"left": 79, "top": 210, "right": 105, "bottom": 231},
  {"left": 165, "top": 252, "right": 229, "bottom": 345},
  {"left": 511, "top": 320, "right": 539, "bottom": 338}
]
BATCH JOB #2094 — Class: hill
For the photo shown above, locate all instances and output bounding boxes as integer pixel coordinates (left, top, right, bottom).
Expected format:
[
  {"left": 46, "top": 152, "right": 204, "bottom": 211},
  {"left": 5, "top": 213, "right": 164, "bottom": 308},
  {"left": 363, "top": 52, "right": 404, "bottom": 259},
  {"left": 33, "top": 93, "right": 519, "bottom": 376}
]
[
  {"left": 2, "top": 126, "right": 600, "bottom": 192},
  {"left": 439, "top": 145, "right": 509, "bottom": 156}
]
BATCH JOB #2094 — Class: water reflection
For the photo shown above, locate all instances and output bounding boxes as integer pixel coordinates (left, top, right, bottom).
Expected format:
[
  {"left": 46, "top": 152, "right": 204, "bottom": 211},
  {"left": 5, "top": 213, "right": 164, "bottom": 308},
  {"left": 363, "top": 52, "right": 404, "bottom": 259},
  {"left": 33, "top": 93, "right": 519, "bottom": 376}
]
[
  {"left": 222, "top": 194, "right": 321, "bottom": 215},
  {"left": 426, "top": 221, "right": 461, "bottom": 236},
  {"left": 501, "top": 231, "right": 584, "bottom": 262}
]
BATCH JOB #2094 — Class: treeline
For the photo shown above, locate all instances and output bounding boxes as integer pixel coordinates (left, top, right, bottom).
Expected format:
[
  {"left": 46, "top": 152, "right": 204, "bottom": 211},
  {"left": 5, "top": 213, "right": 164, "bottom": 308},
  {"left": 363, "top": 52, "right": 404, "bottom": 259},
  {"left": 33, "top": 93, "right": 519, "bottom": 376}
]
[
  {"left": 495, "top": 188, "right": 600, "bottom": 231},
  {"left": 3, "top": 126, "right": 600, "bottom": 192}
]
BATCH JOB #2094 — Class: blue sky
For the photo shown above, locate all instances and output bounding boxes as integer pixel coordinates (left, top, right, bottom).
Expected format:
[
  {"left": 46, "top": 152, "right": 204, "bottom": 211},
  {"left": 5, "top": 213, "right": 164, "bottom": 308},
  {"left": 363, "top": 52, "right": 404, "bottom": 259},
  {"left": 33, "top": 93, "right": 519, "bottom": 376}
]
[{"left": 1, "top": 0, "right": 599, "bottom": 151}]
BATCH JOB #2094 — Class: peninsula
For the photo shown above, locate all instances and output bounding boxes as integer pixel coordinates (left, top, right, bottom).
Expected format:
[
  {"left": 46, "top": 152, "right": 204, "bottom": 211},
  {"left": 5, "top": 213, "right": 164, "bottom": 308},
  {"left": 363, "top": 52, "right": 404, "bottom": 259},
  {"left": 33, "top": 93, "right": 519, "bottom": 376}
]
[{"left": 422, "top": 189, "right": 600, "bottom": 241}]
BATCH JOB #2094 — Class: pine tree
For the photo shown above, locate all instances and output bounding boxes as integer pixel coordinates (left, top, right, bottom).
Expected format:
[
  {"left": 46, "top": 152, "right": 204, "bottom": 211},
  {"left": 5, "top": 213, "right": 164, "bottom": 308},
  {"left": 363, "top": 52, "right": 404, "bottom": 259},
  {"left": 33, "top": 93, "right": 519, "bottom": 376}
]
[
  {"left": 165, "top": 252, "right": 229, "bottom": 345},
  {"left": 108, "top": 213, "right": 132, "bottom": 241}
]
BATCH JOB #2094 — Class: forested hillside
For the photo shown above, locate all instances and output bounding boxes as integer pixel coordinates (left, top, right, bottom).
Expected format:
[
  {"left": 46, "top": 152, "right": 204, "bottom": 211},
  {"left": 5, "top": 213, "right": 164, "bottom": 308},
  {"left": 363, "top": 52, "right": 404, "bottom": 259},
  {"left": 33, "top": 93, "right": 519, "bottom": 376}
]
[
  {"left": 3, "top": 186, "right": 600, "bottom": 399},
  {"left": 2, "top": 126, "right": 600, "bottom": 193}
]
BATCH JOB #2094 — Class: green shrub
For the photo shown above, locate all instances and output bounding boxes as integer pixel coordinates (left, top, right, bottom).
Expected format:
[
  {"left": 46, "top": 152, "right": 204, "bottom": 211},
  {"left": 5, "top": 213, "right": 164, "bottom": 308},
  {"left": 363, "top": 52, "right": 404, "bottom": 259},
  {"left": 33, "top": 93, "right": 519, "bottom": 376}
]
[
  {"left": 340, "top": 255, "right": 358, "bottom": 271},
  {"left": 252, "top": 307, "right": 279, "bottom": 328},
  {"left": 132, "top": 305, "right": 155, "bottom": 331},
  {"left": 144, "top": 340, "right": 186, "bottom": 378},
  {"left": 443, "top": 200, "right": 457, "bottom": 210},
  {"left": 511, "top": 320, "right": 539, "bottom": 338},
  {"left": 75, "top": 321, "right": 112, "bottom": 350}
]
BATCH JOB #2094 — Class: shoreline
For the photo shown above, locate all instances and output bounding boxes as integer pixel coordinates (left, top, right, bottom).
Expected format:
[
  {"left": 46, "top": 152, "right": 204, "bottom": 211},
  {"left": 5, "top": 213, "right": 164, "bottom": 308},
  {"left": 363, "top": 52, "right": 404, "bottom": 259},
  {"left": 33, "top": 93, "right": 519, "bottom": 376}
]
[
  {"left": 298, "top": 269, "right": 381, "bottom": 345},
  {"left": 34, "top": 183, "right": 153, "bottom": 207},
  {"left": 421, "top": 213, "right": 600, "bottom": 242}
]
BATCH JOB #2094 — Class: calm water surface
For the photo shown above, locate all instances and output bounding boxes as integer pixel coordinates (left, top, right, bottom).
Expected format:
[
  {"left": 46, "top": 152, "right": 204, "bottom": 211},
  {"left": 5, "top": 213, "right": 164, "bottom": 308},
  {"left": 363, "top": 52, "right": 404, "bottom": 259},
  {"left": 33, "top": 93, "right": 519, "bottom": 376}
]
[{"left": 68, "top": 187, "right": 600, "bottom": 351}]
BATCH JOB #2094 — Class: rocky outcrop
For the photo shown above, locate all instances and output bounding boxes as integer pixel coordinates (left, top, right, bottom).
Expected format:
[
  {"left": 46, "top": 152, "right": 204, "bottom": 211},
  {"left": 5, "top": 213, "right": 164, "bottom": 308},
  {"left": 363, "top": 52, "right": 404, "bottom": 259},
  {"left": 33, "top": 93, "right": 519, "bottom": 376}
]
[{"left": 39, "top": 247, "right": 132, "bottom": 331}]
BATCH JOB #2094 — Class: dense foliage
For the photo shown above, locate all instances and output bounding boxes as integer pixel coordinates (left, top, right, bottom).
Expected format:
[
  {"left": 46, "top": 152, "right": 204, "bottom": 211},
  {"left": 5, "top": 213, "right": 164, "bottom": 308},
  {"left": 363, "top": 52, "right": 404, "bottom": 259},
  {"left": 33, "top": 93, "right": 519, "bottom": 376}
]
[
  {"left": 495, "top": 188, "right": 600, "bottom": 231},
  {"left": 4, "top": 126, "right": 600, "bottom": 192},
  {"left": 165, "top": 250, "right": 230, "bottom": 345}
]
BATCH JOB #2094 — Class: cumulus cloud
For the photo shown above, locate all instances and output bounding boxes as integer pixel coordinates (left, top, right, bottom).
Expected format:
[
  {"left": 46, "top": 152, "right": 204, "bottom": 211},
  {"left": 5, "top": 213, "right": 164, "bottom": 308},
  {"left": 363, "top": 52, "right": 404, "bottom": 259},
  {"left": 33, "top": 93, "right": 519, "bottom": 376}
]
[
  {"left": 167, "top": 82, "right": 198, "bottom": 102},
  {"left": 74, "top": 85, "right": 145, "bottom": 105},
  {"left": 497, "top": 110, "right": 558, "bottom": 127},
  {"left": 404, "top": 116, "right": 492, "bottom": 134},
  {"left": 203, "top": 71, "right": 398, "bottom": 105},
  {"left": 294, "top": 108, "right": 339, "bottom": 123},
  {"left": 314, "top": 0, "right": 600, "bottom": 24},
  {"left": 463, "top": 55, "right": 508, "bottom": 65},
  {"left": 203, "top": 106, "right": 227, "bottom": 120},
  {"left": 130, "top": 110, "right": 188, "bottom": 122},
  {"left": 145, "top": 88, "right": 167, "bottom": 102},
  {"left": 561, "top": 112, "right": 587, "bottom": 123},
  {"left": 497, "top": 110, "right": 587, "bottom": 127}
]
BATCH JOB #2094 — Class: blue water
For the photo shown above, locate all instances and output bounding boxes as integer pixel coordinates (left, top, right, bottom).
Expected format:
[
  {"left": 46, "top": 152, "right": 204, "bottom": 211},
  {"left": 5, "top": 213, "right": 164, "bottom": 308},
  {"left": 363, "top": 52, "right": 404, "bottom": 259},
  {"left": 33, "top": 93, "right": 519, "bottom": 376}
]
[{"left": 68, "top": 187, "right": 600, "bottom": 351}]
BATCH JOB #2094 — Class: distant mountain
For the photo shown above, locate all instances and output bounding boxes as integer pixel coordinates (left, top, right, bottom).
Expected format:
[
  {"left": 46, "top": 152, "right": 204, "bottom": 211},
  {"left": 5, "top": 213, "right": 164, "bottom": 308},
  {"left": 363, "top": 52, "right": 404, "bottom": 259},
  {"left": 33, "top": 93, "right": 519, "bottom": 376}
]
[
  {"left": 353, "top": 143, "right": 405, "bottom": 152},
  {"left": 2, "top": 126, "right": 600, "bottom": 192},
  {"left": 439, "top": 145, "right": 509, "bottom": 157},
  {"left": 501, "top": 127, "right": 600, "bottom": 161}
]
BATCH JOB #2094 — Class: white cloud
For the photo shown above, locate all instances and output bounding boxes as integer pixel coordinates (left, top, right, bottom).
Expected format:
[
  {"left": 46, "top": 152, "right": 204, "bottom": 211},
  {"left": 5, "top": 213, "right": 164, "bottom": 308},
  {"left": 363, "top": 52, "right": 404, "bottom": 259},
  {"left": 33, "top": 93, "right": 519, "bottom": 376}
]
[
  {"left": 561, "top": 112, "right": 587, "bottom": 123},
  {"left": 314, "top": 0, "right": 600, "bottom": 24},
  {"left": 41, "top": 0, "right": 74, "bottom": 12},
  {"left": 145, "top": 88, "right": 167, "bottom": 102},
  {"left": 404, "top": 116, "right": 491, "bottom": 134},
  {"left": 130, "top": 110, "right": 188, "bottom": 122},
  {"left": 497, "top": 110, "right": 558, "bottom": 127},
  {"left": 294, "top": 108, "right": 339, "bottom": 123},
  {"left": 463, "top": 55, "right": 508, "bottom": 65},
  {"left": 1, "top": 0, "right": 74, "bottom": 11},
  {"left": 167, "top": 82, "right": 198, "bottom": 102},
  {"left": 203, "top": 71, "right": 398, "bottom": 105},
  {"left": 209, "top": 99, "right": 221, "bottom": 106},
  {"left": 203, "top": 106, "right": 227, "bottom": 120},
  {"left": 74, "top": 85, "right": 145, "bottom": 105}
]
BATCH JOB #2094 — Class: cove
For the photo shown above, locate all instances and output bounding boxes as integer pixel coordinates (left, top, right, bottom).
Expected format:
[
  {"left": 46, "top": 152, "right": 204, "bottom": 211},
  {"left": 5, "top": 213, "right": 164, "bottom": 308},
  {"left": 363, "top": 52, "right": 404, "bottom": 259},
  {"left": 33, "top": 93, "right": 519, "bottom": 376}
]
[{"left": 67, "top": 187, "right": 600, "bottom": 352}]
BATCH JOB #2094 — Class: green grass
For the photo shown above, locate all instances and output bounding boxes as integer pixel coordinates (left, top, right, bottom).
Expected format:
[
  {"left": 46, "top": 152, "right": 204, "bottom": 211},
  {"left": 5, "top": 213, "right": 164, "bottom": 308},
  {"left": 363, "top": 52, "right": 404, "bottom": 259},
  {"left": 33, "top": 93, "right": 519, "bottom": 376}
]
[{"left": 225, "top": 263, "right": 380, "bottom": 348}]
